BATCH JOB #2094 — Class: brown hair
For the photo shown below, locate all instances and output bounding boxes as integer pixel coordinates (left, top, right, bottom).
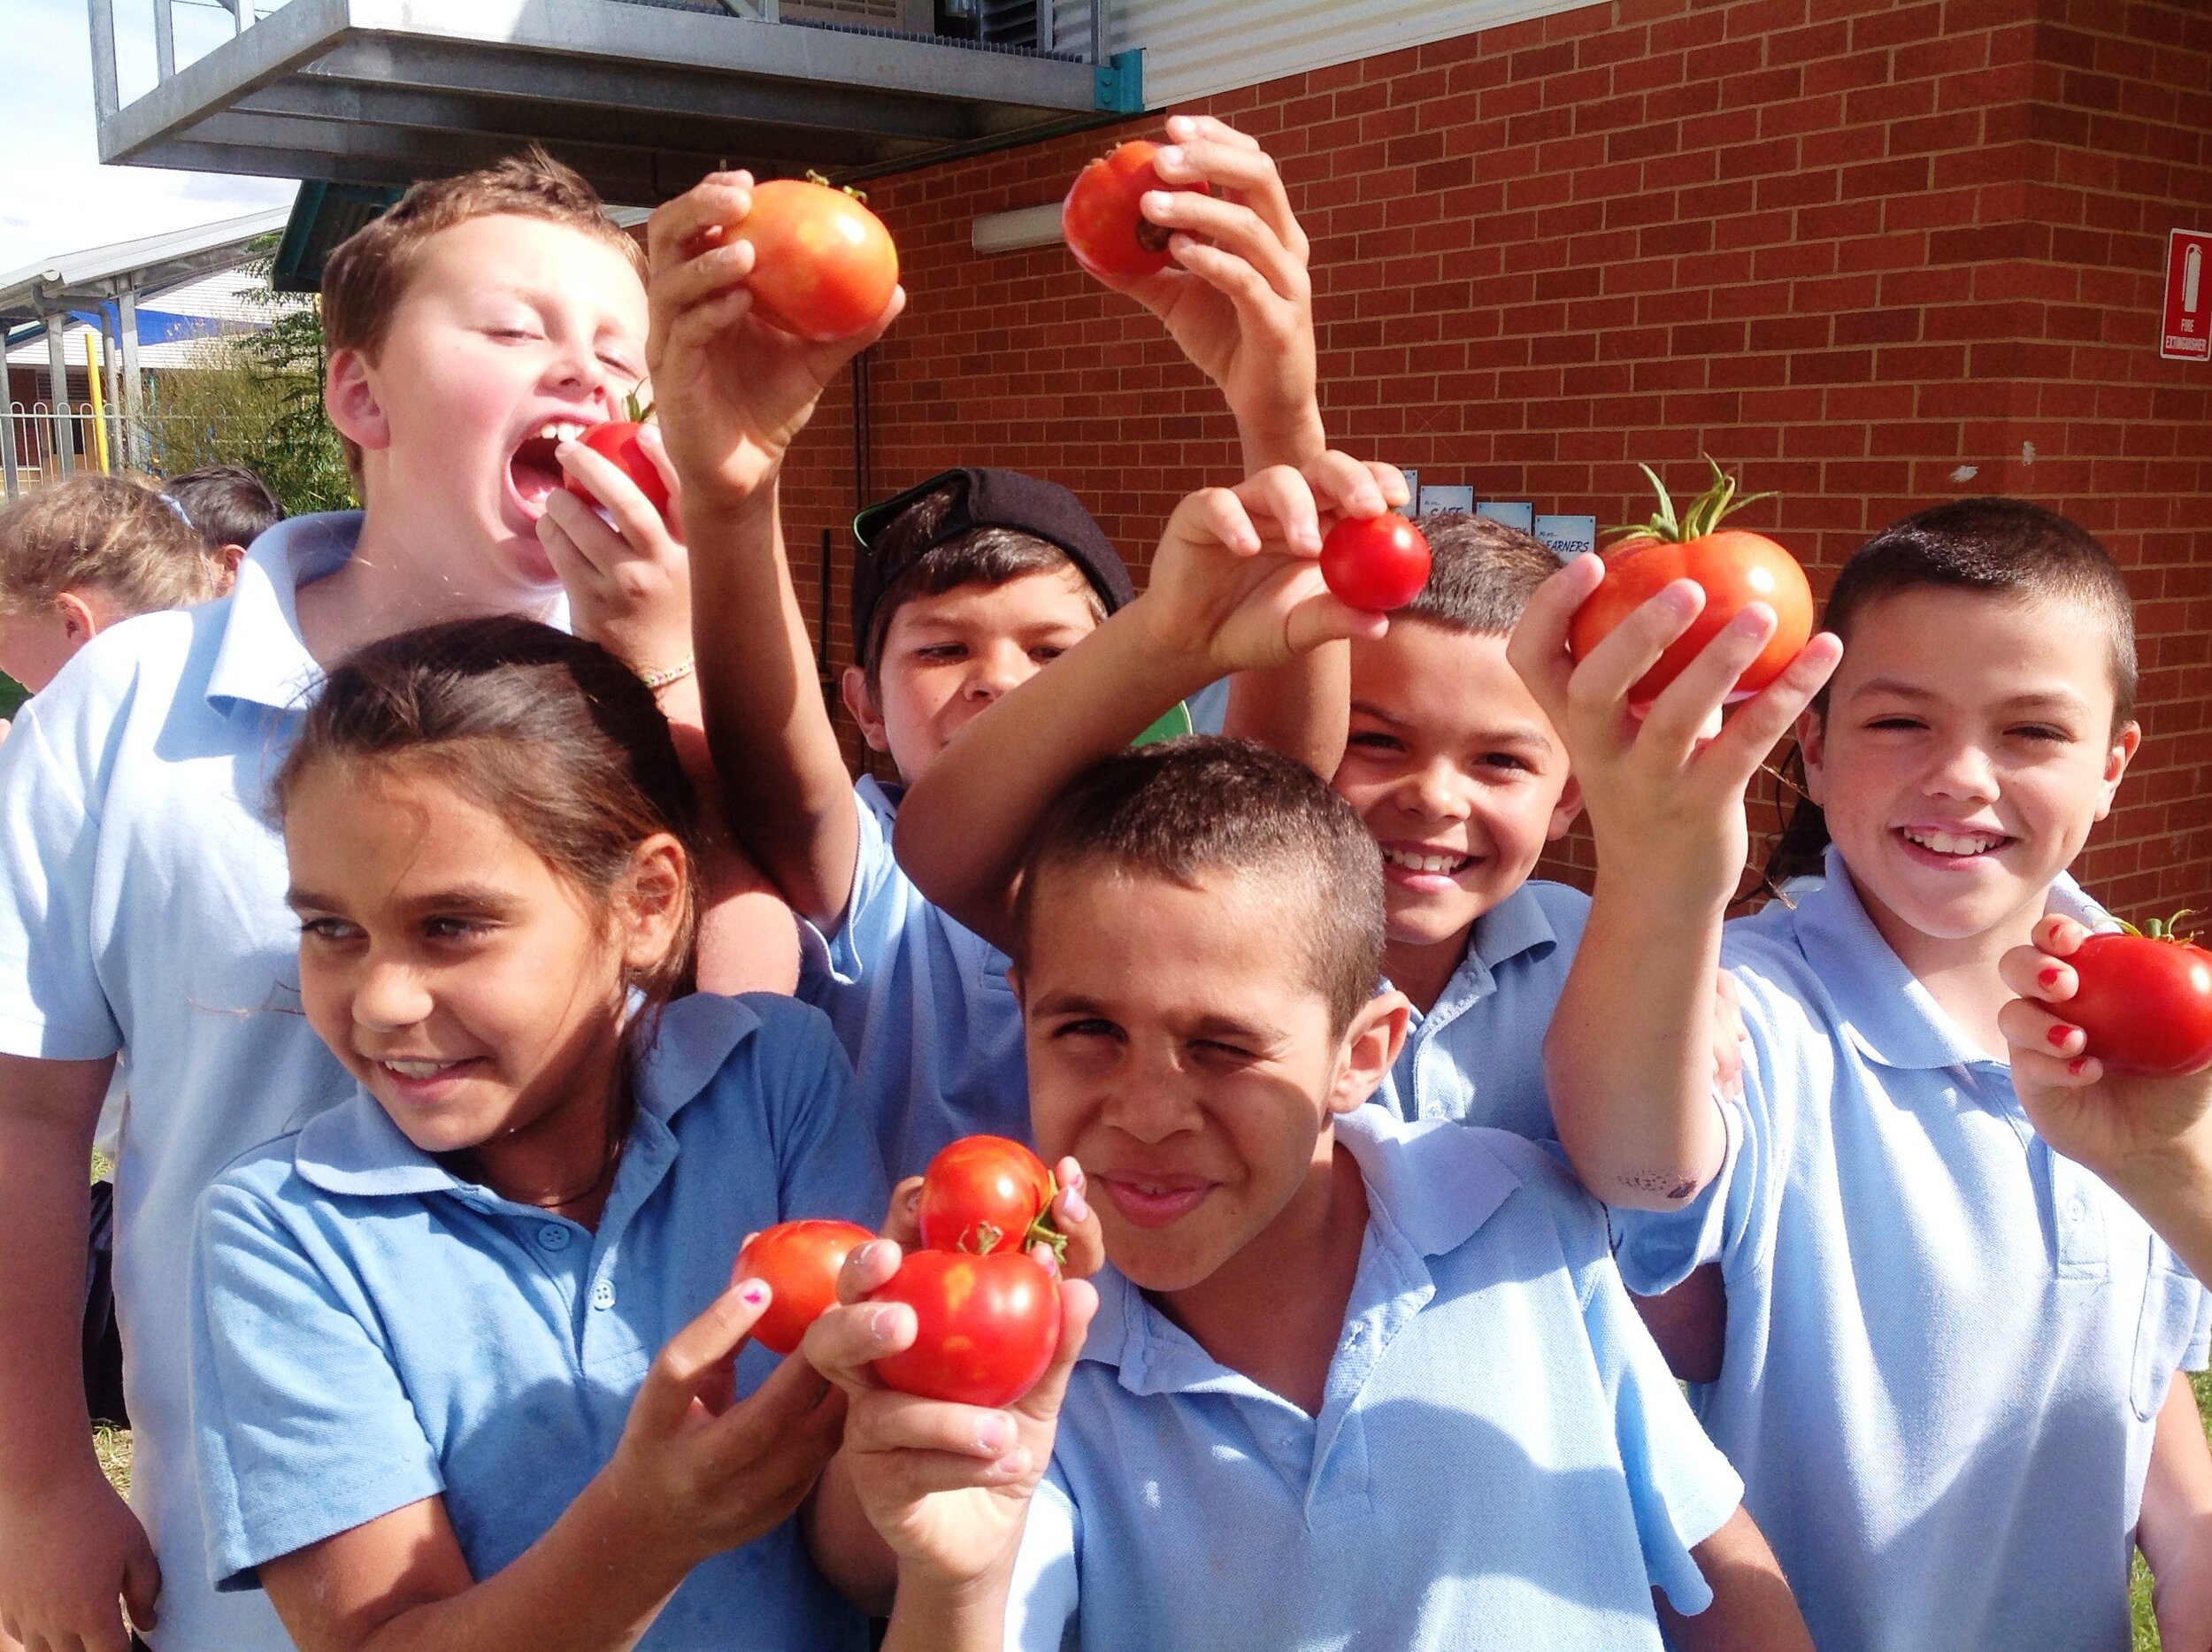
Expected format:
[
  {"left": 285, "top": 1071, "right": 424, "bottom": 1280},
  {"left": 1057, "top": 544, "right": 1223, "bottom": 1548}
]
[
  {"left": 0, "top": 473, "right": 227, "bottom": 616},
  {"left": 857, "top": 478, "right": 1102, "bottom": 681},
  {"left": 320, "top": 147, "right": 647, "bottom": 476},
  {"left": 272, "top": 616, "right": 702, "bottom": 1007},
  {"left": 1399, "top": 511, "right": 1562, "bottom": 636},
  {"left": 166, "top": 464, "right": 285, "bottom": 550},
  {"left": 1011, "top": 737, "right": 1385, "bottom": 1034},
  {"left": 1765, "top": 496, "right": 2138, "bottom": 887}
]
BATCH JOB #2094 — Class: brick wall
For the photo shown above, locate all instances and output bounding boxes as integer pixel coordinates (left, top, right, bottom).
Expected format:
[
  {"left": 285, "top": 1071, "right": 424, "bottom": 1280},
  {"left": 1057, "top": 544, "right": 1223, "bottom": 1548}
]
[{"left": 775, "top": 0, "right": 2212, "bottom": 915}]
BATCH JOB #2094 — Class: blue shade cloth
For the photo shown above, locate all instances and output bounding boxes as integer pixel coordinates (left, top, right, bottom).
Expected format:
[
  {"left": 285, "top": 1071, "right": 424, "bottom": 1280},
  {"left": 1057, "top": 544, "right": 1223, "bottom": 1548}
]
[
  {"left": 1612, "top": 849, "right": 2212, "bottom": 1652},
  {"left": 1370, "top": 878, "right": 1588, "bottom": 1140},
  {"left": 0, "top": 513, "right": 365, "bottom": 1651},
  {"left": 190, "top": 992, "right": 884, "bottom": 1647},
  {"left": 798, "top": 776, "right": 1030, "bottom": 1180},
  {"left": 1005, "top": 1106, "right": 1743, "bottom": 1651}
]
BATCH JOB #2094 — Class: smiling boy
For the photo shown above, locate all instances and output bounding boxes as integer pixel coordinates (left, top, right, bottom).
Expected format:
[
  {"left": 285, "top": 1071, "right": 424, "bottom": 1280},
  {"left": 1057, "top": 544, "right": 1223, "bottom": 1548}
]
[
  {"left": 0, "top": 152, "right": 785, "bottom": 1652},
  {"left": 807, "top": 737, "right": 1807, "bottom": 1652}
]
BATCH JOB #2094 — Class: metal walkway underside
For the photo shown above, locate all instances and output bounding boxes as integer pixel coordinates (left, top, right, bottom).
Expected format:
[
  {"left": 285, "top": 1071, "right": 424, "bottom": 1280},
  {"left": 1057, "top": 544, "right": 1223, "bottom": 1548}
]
[{"left": 90, "top": 0, "right": 1119, "bottom": 203}]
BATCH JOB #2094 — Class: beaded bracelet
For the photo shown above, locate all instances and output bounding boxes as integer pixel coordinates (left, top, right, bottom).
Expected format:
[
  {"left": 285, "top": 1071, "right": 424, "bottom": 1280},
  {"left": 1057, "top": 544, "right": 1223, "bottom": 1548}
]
[{"left": 638, "top": 656, "right": 696, "bottom": 691}]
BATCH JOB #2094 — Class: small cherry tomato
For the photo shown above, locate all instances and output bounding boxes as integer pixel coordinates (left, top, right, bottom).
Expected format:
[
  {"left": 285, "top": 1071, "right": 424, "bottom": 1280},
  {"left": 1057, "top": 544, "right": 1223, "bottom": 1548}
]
[
  {"left": 730, "top": 177, "right": 899, "bottom": 342},
  {"left": 1566, "top": 462, "right": 1812, "bottom": 703},
  {"left": 2064, "top": 919, "right": 2212, "bottom": 1077},
  {"left": 562, "top": 421, "right": 671, "bottom": 518},
  {"left": 1062, "top": 140, "right": 1210, "bottom": 280},
  {"left": 870, "top": 1249, "right": 1061, "bottom": 1409},
  {"left": 1318, "top": 515, "right": 1432, "bottom": 612},
  {"left": 918, "top": 1134, "right": 1056, "bottom": 1256},
  {"left": 733, "top": 1219, "right": 876, "bottom": 1356}
]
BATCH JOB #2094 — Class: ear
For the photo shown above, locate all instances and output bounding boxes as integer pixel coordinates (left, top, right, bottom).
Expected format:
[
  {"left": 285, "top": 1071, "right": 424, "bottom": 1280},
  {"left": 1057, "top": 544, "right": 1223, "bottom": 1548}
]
[
  {"left": 1326, "top": 989, "right": 1411, "bottom": 1117},
  {"left": 325, "top": 346, "right": 391, "bottom": 453},
  {"left": 1793, "top": 707, "right": 1828, "bottom": 807},
  {"left": 1546, "top": 771, "right": 1584, "bottom": 841},
  {"left": 213, "top": 543, "right": 247, "bottom": 592},
  {"left": 841, "top": 665, "right": 891, "bottom": 754},
  {"left": 616, "top": 834, "right": 690, "bottom": 975},
  {"left": 53, "top": 590, "right": 100, "bottom": 644},
  {"left": 2092, "top": 721, "right": 2141, "bottom": 823}
]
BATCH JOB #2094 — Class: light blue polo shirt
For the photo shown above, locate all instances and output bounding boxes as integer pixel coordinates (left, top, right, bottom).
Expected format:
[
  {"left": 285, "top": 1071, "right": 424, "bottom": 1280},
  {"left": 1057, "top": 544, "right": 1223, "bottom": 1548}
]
[
  {"left": 799, "top": 775, "right": 1028, "bottom": 1180},
  {"left": 1371, "top": 877, "right": 1588, "bottom": 1138},
  {"left": 0, "top": 512, "right": 374, "bottom": 1651},
  {"left": 190, "top": 990, "right": 882, "bottom": 1645},
  {"left": 1005, "top": 1105, "right": 1744, "bottom": 1651},
  {"left": 1611, "top": 848, "right": 2212, "bottom": 1652}
]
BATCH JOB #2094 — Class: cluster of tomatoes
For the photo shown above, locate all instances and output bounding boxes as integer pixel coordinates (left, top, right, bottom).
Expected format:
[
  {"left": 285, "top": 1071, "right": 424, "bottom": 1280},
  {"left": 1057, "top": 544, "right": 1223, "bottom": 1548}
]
[{"left": 735, "top": 1135, "right": 1064, "bottom": 1409}]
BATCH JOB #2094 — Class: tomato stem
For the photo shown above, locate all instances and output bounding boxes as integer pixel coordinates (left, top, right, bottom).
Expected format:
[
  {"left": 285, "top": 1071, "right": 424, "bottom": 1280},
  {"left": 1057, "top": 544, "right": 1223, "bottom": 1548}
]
[{"left": 1606, "top": 457, "right": 1776, "bottom": 548}]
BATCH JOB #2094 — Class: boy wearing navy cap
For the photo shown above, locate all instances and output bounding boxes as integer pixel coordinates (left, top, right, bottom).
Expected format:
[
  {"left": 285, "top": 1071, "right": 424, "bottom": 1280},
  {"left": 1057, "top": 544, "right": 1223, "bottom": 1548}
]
[{"left": 651, "top": 120, "right": 1361, "bottom": 1176}]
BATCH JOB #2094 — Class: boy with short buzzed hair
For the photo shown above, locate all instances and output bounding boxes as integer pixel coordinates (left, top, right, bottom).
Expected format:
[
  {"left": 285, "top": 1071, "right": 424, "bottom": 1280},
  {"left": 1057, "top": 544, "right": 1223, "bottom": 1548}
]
[
  {"left": 0, "top": 149, "right": 791, "bottom": 1652},
  {"left": 809, "top": 730, "right": 1808, "bottom": 1652}
]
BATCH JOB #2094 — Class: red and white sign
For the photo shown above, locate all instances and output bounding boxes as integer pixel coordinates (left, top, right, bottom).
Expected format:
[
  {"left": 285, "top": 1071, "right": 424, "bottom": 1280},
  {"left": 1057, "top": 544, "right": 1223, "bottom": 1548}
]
[{"left": 2164, "top": 228, "right": 2211, "bottom": 361}]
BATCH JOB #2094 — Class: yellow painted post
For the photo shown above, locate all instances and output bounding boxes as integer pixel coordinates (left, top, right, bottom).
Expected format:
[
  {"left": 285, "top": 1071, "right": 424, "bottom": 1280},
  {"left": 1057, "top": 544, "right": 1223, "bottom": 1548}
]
[{"left": 85, "top": 327, "right": 111, "bottom": 473}]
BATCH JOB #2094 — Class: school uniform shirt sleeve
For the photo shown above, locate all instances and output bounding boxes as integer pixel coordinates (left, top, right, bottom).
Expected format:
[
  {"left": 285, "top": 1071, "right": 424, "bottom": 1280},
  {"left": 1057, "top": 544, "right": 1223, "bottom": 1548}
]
[
  {"left": 1580, "top": 1249, "right": 1744, "bottom": 1614},
  {"left": 190, "top": 1168, "right": 444, "bottom": 1590},
  {"left": 0, "top": 679, "right": 125, "bottom": 1057},
  {"left": 1002, "top": 1467, "right": 1081, "bottom": 1652},
  {"left": 797, "top": 781, "right": 904, "bottom": 986},
  {"left": 749, "top": 995, "right": 892, "bottom": 1226}
]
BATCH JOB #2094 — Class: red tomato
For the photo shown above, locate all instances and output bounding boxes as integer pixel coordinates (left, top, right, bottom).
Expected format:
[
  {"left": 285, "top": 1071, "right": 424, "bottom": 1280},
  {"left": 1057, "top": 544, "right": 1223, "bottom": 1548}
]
[
  {"left": 870, "top": 1249, "right": 1061, "bottom": 1409},
  {"left": 2064, "top": 926, "right": 2212, "bottom": 1077},
  {"left": 561, "top": 421, "right": 671, "bottom": 518},
  {"left": 732, "top": 1219, "right": 875, "bottom": 1356},
  {"left": 730, "top": 178, "right": 898, "bottom": 342},
  {"left": 1062, "top": 140, "right": 1210, "bottom": 280},
  {"left": 1567, "top": 530, "right": 1812, "bottom": 703},
  {"left": 1319, "top": 515, "right": 1432, "bottom": 612},
  {"left": 918, "top": 1134, "right": 1056, "bottom": 1256}
]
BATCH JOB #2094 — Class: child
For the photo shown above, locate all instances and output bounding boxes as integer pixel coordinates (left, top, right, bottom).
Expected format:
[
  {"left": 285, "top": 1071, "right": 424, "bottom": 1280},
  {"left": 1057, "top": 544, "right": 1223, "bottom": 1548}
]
[
  {"left": 652, "top": 118, "right": 1352, "bottom": 1179},
  {"left": 189, "top": 618, "right": 881, "bottom": 1650},
  {"left": 0, "top": 151, "right": 780, "bottom": 1652},
  {"left": 1512, "top": 496, "right": 2212, "bottom": 1651},
  {"left": 806, "top": 734, "right": 1809, "bottom": 1651},
  {"left": 0, "top": 473, "right": 234, "bottom": 695},
  {"left": 165, "top": 462, "right": 285, "bottom": 565}
]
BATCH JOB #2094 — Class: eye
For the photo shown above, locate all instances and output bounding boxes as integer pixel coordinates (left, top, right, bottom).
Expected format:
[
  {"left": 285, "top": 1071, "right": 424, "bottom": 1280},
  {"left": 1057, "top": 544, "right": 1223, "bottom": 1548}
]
[
  {"left": 912, "top": 642, "right": 967, "bottom": 662},
  {"left": 1029, "top": 645, "right": 1067, "bottom": 665},
  {"left": 2008, "top": 724, "right": 2070, "bottom": 744},
  {"left": 424, "top": 914, "right": 495, "bottom": 941},
  {"left": 1473, "top": 751, "right": 1532, "bottom": 774},
  {"left": 1051, "top": 1017, "right": 1121, "bottom": 1043},
  {"left": 1346, "top": 731, "right": 1404, "bottom": 754},
  {"left": 297, "top": 915, "right": 359, "bottom": 943},
  {"left": 1191, "top": 1037, "right": 1258, "bottom": 1066},
  {"left": 1865, "top": 715, "right": 1925, "bottom": 733},
  {"left": 488, "top": 325, "right": 541, "bottom": 342}
]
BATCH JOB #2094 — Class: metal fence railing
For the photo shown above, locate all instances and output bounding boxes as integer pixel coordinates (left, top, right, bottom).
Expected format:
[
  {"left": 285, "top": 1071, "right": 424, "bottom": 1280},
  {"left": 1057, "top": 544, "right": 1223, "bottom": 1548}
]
[{"left": 2, "top": 404, "right": 250, "bottom": 501}]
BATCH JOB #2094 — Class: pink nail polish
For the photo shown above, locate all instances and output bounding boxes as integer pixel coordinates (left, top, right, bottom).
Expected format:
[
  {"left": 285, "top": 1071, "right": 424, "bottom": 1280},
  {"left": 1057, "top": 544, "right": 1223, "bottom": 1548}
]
[
  {"left": 2069, "top": 1057, "right": 2090, "bottom": 1077},
  {"left": 2047, "top": 1025, "right": 2072, "bottom": 1049},
  {"left": 2039, "top": 965, "right": 2062, "bottom": 989},
  {"left": 739, "top": 1279, "right": 768, "bottom": 1306}
]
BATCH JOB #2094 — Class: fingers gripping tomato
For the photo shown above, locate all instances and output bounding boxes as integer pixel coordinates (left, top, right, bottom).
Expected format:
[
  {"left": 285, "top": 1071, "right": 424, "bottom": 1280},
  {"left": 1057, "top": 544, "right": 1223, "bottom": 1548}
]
[
  {"left": 562, "top": 419, "right": 671, "bottom": 519},
  {"left": 1062, "top": 140, "right": 1210, "bottom": 280},
  {"left": 1566, "top": 460, "right": 1813, "bottom": 703},
  {"left": 2064, "top": 916, "right": 2212, "bottom": 1077},
  {"left": 733, "top": 1219, "right": 876, "bottom": 1356},
  {"left": 731, "top": 176, "right": 898, "bottom": 342},
  {"left": 1319, "top": 515, "right": 1432, "bottom": 612},
  {"left": 869, "top": 1249, "right": 1062, "bottom": 1409},
  {"left": 918, "top": 1134, "right": 1059, "bottom": 1256}
]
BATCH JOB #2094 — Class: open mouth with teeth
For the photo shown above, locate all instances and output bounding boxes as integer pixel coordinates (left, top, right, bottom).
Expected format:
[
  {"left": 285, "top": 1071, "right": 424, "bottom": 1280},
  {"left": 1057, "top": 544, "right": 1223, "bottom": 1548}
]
[
  {"left": 369, "top": 1054, "right": 482, "bottom": 1096},
  {"left": 1897, "top": 826, "right": 2013, "bottom": 861},
  {"left": 1380, "top": 846, "right": 1476, "bottom": 880},
  {"left": 508, "top": 420, "right": 592, "bottom": 517}
]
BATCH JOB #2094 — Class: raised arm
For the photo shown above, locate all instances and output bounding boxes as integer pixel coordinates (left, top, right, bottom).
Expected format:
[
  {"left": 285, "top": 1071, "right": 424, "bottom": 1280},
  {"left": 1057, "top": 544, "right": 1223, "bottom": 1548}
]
[
  {"left": 1506, "top": 557, "right": 1838, "bottom": 1210},
  {"left": 646, "top": 173, "right": 902, "bottom": 927},
  {"left": 895, "top": 458, "right": 1388, "bottom": 951}
]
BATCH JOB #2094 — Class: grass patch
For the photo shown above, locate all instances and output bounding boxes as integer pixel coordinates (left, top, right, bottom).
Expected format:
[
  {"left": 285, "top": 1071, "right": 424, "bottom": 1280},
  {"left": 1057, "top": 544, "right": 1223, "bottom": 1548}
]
[{"left": 94, "top": 1424, "right": 131, "bottom": 1498}]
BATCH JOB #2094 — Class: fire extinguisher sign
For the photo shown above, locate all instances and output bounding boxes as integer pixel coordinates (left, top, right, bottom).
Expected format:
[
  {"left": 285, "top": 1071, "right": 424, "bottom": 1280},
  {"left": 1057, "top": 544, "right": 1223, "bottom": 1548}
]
[{"left": 2163, "top": 228, "right": 2212, "bottom": 361}]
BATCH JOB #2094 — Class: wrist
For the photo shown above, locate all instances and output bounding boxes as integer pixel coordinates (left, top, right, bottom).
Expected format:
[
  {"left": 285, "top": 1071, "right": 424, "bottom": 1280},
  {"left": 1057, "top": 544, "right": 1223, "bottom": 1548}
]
[
  {"left": 1122, "top": 595, "right": 1236, "bottom": 701},
  {"left": 2106, "top": 1124, "right": 2212, "bottom": 1226},
  {"left": 680, "top": 469, "right": 784, "bottom": 533},
  {"left": 580, "top": 1458, "right": 711, "bottom": 1583},
  {"left": 1235, "top": 403, "right": 1328, "bottom": 473}
]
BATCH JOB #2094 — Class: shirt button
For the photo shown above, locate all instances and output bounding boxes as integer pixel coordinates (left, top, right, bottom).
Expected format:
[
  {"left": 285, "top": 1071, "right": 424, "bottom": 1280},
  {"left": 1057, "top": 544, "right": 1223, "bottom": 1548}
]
[
  {"left": 537, "top": 1223, "right": 571, "bottom": 1251},
  {"left": 590, "top": 1278, "right": 617, "bottom": 1310},
  {"left": 2066, "top": 1196, "right": 2087, "bottom": 1223}
]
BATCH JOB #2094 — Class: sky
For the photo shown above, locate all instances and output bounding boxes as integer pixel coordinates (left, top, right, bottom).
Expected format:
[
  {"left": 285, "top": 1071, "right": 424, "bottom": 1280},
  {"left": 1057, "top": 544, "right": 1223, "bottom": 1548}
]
[{"left": 0, "top": 0, "right": 295, "bottom": 278}]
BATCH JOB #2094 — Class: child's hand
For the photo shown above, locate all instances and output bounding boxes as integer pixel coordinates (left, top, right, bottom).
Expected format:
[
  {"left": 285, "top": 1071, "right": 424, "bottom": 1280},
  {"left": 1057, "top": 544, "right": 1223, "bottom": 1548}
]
[
  {"left": 600, "top": 1279, "right": 849, "bottom": 1568},
  {"left": 804, "top": 1241, "right": 1097, "bottom": 1590},
  {"left": 1508, "top": 557, "right": 1840, "bottom": 911},
  {"left": 539, "top": 426, "right": 691, "bottom": 677},
  {"left": 0, "top": 1463, "right": 161, "bottom": 1652},
  {"left": 884, "top": 1156, "right": 1106, "bottom": 1279},
  {"left": 2000, "top": 914, "right": 2212, "bottom": 1185},
  {"left": 1094, "top": 117, "right": 1323, "bottom": 467},
  {"left": 644, "top": 173, "right": 903, "bottom": 516},
  {"left": 1135, "top": 452, "right": 1402, "bottom": 675}
]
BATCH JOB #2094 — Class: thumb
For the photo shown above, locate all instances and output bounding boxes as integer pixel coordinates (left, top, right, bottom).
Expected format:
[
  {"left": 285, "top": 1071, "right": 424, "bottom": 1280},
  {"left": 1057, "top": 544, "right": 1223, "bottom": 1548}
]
[
  {"left": 1011, "top": 1278, "right": 1098, "bottom": 1433},
  {"left": 1282, "top": 589, "right": 1387, "bottom": 656},
  {"left": 121, "top": 1530, "right": 162, "bottom": 1633},
  {"left": 635, "top": 1280, "right": 772, "bottom": 1435}
]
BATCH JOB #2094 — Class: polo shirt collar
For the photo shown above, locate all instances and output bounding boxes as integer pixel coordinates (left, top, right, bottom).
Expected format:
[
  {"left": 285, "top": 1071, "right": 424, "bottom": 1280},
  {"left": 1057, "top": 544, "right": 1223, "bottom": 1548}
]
[
  {"left": 205, "top": 512, "right": 362, "bottom": 717},
  {"left": 1083, "top": 1108, "right": 1523, "bottom": 1395},
  {"left": 289, "top": 991, "right": 762, "bottom": 1200},
  {"left": 1386, "top": 881, "right": 1561, "bottom": 1022},
  {"left": 1786, "top": 846, "right": 2108, "bottom": 1072}
]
